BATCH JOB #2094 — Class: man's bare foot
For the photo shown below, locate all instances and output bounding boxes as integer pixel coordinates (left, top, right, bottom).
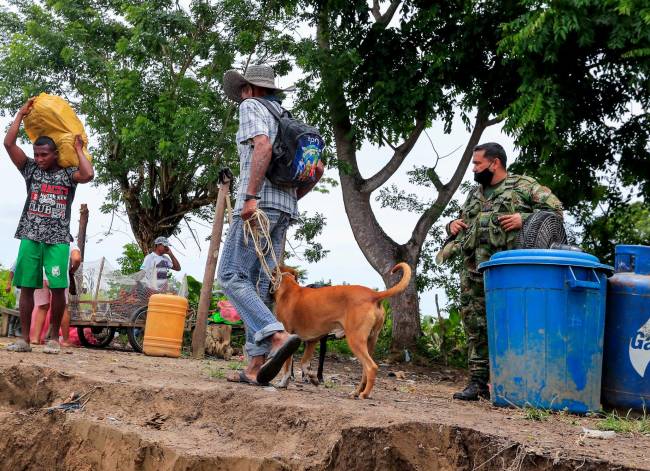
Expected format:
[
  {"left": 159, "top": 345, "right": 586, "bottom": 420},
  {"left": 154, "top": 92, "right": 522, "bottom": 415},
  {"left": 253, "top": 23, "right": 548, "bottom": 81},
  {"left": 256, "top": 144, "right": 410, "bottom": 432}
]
[
  {"left": 256, "top": 334, "right": 301, "bottom": 385},
  {"left": 226, "top": 355, "right": 268, "bottom": 385},
  {"left": 269, "top": 331, "right": 291, "bottom": 350},
  {"left": 226, "top": 355, "right": 265, "bottom": 382},
  {"left": 60, "top": 340, "right": 75, "bottom": 348}
]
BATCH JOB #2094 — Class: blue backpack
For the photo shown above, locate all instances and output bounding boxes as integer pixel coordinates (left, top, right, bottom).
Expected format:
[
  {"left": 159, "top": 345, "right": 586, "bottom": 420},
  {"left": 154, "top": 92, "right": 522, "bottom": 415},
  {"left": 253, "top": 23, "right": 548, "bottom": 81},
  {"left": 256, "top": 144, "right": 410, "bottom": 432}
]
[{"left": 252, "top": 98, "right": 324, "bottom": 188}]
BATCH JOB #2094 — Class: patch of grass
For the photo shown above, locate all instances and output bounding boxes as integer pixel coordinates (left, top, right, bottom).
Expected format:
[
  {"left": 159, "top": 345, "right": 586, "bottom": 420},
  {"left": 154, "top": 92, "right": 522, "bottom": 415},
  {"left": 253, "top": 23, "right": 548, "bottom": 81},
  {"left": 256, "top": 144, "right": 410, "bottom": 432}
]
[
  {"left": 523, "top": 406, "right": 550, "bottom": 422},
  {"left": 115, "top": 333, "right": 129, "bottom": 348},
  {"left": 323, "top": 380, "right": 336, "bottom": 389},
  {"left": 556, "top": 408, "right": 579, "bottom": 426},
  {"left": 326, "top": 339, "right": 352, "bottom": 356},
  {"left": 207, "top": 368, "right": 225, "bottom": 379},
  {"left": 230, "top": 329, "right": 246, "bottom": 351},
  {"left": 226, "top": 360, "right": 246, "bottom": 370},
  {"left": 597, "top": 410, "right": 650, "bottom": 435}
]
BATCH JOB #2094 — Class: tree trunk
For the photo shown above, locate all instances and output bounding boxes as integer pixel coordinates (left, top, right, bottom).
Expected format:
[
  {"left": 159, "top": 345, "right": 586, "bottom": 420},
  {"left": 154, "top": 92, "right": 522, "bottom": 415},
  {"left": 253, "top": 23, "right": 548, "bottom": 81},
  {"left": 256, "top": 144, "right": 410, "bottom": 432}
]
[
  {"left": 122, "top": 195, "right": 184, "bottom": 255},
  {"left": 117, "top": 158, "right": 217, "bottom": 255},
  {"left": 315, "top": 5, "right": 493, "bottom": 352},
  {"left": 384, "top": 263, "right": 421, "bottom": 351},
  {"left": 318, "top": 7, "right": 421, "bottom": 350}
]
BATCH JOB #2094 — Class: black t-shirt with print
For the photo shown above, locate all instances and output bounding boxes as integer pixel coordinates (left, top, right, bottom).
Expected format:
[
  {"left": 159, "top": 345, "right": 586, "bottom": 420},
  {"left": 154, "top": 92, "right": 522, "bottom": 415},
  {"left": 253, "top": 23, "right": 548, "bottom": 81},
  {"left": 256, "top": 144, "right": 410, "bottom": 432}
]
[{"left": 15, "top": 159, "right": 78, "bottom": 244}]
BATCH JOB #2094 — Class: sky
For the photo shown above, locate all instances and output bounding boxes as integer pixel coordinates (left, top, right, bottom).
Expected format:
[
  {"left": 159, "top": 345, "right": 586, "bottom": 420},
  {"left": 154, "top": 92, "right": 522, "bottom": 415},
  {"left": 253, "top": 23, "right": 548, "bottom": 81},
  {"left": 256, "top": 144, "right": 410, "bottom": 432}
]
[{"left": 0, "top": 101, "right": 515, "bottom": 316}]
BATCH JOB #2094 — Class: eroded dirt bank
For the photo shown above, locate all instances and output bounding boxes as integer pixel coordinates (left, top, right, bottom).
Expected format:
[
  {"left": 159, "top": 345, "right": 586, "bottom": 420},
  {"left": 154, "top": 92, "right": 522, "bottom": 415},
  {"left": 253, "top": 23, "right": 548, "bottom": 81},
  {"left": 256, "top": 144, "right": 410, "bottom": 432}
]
[{"left": 0, "top": 343, "right": 648, "bottom": 470}]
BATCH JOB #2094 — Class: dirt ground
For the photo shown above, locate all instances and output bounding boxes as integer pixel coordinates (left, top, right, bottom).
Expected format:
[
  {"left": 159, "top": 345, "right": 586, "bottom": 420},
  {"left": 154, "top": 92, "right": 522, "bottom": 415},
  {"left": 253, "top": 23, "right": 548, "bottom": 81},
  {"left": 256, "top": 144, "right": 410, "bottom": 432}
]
[{"left": 0, "top": 338, "right": 648, "bottom": 471}]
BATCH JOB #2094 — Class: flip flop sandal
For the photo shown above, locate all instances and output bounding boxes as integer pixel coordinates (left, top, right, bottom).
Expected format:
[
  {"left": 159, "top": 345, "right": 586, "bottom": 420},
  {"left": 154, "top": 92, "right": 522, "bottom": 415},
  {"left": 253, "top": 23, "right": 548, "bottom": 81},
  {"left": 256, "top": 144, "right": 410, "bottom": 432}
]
[
  {"left": 226, "top": 370, "right": 270, "bottom": 387},
  {"left": 43, "top": 340, "right": 61, "bottom": 354},
  {"left": 6, "top": 339, "right": 32, "bottom": 352},
  {"left": 256, "top": 334, "right": 301, "bottom": 385}
]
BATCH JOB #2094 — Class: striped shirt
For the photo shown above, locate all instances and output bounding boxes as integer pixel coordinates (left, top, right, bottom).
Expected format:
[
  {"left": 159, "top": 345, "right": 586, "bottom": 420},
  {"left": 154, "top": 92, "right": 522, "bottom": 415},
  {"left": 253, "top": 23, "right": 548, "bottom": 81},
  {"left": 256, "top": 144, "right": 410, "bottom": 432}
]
[{"left": 234, "top": 99, "right": 298, "bottom": 219}]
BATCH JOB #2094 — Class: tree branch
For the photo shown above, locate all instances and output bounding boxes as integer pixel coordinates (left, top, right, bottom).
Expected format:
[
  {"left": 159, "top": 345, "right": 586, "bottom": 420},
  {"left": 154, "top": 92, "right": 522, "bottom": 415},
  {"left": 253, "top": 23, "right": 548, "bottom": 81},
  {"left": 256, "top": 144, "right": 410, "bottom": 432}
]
[
  {"left": 360, "top": 118, "right": 426, "bottom": 193},
  {"left": 317, "top": 5, "right": 363, "bottom": 182},
  {"left": 409, "top": 109, "right": 488, "bottom": 247},
  {"left": 156, "top": 195, "right": 217, "bottom": 225},
  {"left": 134, "top": 164, "right": 145, "bottom": 193},
  {"left": 371, "top": 0, "right": 381, "bottom": 20},
  {"left": 381, "top": 135, "right": 397, "bottom": 151},
  {"left": 371, "top": 0, "right": 401, "bottom": 26},
  {"left": 427, "top": 168, "right": 444, "bottom": 192},
  {"left": 486, "top": 116, "right": 503, "bottom": 126}
]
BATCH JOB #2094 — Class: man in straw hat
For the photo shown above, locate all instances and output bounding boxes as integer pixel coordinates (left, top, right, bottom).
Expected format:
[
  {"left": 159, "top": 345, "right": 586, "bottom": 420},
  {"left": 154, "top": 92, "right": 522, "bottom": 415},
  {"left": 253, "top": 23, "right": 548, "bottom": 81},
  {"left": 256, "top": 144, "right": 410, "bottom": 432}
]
[{"left": 218, "top": 64, "right": 323, "bottom": 385}]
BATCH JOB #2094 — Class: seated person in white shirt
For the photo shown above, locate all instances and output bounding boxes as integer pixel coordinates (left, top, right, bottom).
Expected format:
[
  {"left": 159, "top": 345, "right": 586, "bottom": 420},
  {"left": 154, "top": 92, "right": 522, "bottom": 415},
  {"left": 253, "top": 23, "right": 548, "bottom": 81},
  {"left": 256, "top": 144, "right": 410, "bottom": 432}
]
[{"left": 140, "top": 237, "right": 181, "bottom": 291}]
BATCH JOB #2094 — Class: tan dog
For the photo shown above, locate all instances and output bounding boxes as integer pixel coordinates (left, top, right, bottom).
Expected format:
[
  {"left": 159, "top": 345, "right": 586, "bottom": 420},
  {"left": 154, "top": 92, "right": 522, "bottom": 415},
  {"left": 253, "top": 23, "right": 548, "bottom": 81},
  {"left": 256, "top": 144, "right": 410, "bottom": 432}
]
[{"left": 273, "top": 263, "right": 411, "bottom": 399}]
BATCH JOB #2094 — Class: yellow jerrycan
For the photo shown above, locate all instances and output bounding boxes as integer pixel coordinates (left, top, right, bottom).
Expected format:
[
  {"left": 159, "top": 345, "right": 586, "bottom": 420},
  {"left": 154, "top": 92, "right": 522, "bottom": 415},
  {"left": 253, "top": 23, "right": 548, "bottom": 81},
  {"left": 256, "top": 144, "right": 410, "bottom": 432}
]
[{"left": 143, "top": 294, "right": 188, "bottom": 358}]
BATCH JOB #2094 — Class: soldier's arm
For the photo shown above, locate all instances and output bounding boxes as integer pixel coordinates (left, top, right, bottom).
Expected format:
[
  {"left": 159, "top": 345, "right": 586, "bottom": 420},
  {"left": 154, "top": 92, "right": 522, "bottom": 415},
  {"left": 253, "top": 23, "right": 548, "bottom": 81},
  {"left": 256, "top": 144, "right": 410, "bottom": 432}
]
[
  {"left": 522, "top": 182, "right": 564, "bottom": 222},
  {"left": 446, "top": 190, "right": 474, "bottom": 235}
]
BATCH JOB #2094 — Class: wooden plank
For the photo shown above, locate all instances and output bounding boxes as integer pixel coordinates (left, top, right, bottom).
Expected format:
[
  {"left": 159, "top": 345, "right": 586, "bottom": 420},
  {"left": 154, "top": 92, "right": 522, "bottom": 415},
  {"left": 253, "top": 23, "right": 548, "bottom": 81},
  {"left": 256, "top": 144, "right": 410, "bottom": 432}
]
[
  {"left": 0, "top": 307, "right": 19, "bottom": 318},
  {"left": 71, "top": 321, "right": 145, "bottom": 328}
]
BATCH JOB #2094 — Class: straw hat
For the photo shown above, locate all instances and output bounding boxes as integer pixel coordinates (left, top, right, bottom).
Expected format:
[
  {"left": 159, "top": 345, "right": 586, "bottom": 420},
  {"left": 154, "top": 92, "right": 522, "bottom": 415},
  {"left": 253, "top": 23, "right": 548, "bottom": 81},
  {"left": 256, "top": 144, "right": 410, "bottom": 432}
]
[{"left": 223, "top": 65, "right": 291, "bottom": 103}]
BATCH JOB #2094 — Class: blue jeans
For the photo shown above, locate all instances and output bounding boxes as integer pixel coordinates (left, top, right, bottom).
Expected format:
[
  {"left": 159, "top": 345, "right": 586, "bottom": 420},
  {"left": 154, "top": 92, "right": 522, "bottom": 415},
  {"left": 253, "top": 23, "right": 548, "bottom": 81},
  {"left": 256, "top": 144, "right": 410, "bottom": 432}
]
[{"left": 217, "top": 209, "right": 290, "bottom": 357}]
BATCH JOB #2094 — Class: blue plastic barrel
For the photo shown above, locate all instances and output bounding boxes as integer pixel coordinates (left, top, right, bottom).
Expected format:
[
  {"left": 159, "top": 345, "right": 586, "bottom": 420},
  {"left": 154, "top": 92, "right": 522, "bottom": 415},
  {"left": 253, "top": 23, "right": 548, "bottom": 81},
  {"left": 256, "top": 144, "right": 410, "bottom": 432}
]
[
  {"left": 479, "top": 249, "right": 613, "bottom": 413},
  {"left": 602, "top": 245, "right": 650, "bottom": 410}
]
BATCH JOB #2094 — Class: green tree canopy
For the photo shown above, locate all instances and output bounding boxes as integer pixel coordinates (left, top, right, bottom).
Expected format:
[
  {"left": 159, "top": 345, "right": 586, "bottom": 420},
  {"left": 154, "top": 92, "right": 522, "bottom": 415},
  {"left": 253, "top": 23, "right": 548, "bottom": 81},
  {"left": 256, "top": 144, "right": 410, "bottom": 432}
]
[
  {"left": 0, "top": 0, "right": 292, "bottom": 252},
  {"left": 501, "top": 1, "right": 650, "bottom": 258},
  {"left": 280, "top": 0, "right": 649, "bottom": 349},
  {"left": 502, "top": 0, "right": 649, "bottom": 207}
]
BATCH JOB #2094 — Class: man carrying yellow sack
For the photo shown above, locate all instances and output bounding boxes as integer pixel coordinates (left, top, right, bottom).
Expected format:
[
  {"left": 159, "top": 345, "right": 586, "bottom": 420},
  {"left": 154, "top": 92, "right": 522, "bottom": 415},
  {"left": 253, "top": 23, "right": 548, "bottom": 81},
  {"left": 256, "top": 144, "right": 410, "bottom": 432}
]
[{"left": 4, "top": 97, "right": 94, "bottom": 354}]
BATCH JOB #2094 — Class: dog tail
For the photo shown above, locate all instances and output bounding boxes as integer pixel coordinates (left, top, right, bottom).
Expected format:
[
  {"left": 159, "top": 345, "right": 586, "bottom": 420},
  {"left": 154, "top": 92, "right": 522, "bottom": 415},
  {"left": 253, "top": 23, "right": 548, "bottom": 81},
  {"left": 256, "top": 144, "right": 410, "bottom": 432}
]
[{"left": 374, "top": 263, "right": 411, "bottom": 300}]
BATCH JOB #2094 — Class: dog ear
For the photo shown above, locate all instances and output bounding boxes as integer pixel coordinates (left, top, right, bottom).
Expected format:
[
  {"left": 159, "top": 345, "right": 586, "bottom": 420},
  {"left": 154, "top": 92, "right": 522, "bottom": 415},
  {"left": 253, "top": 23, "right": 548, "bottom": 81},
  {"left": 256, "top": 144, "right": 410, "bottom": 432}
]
[{"left": 280, "top": 265, "right": 299, "bottom": 281}]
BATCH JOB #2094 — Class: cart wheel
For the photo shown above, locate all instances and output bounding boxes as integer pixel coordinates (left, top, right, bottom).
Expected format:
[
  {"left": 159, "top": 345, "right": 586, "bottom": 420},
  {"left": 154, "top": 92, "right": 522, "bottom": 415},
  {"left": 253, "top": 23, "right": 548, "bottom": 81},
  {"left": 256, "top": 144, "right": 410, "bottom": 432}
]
[
  {"left": 127, "top": 306, "right": 147, "bottom": 353},
  {"left": 77, "top": 326, "right": 116, "bottom": 348}
]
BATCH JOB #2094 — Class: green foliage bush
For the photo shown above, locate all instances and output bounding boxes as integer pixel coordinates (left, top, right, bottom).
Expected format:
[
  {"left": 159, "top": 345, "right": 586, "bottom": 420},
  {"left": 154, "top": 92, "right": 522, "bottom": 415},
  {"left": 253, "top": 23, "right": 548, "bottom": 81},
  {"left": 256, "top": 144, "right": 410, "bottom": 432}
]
[
  {"left": 418, "top": 308, "right": 468, "bottom": 368},
  {"left": 117, "top": 242, "right": 145, "bottom": 275},
  {"left": 185, "top": 275, "right": 226, "bottom": 313},
  {"left": 0, "top": 268, "right": 16, "bottom": 309}
]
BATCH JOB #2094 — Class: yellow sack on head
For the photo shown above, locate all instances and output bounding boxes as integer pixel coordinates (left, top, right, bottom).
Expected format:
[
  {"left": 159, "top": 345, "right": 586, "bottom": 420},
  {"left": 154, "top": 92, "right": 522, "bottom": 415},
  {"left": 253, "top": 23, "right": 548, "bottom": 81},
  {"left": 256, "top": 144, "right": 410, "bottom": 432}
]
[{"left": 23, "top": 93, "right": 92, "bottom": 168}]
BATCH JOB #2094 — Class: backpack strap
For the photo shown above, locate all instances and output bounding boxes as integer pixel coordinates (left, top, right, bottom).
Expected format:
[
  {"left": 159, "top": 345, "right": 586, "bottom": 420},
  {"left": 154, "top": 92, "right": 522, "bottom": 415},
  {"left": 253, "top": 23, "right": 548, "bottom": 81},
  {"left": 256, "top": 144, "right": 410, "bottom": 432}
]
[{"left": 250, "top": 97, "right": 284, "bottom": 121}]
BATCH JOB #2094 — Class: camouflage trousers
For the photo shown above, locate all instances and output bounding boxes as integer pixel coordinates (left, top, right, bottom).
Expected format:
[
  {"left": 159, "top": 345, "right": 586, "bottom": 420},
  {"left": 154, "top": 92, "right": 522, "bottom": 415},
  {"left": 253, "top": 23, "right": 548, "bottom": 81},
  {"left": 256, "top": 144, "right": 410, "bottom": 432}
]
[{"left": 459, "top": 270, "right": 489, "bottom": 383}]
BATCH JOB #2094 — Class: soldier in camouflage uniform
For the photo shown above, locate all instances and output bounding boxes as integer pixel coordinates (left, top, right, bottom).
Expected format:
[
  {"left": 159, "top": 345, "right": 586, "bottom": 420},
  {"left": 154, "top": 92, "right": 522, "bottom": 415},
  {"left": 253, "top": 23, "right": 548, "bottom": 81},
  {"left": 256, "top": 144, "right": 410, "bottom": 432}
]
[{"left": 447, "top": 142, "right": 563, "bottom": 400}]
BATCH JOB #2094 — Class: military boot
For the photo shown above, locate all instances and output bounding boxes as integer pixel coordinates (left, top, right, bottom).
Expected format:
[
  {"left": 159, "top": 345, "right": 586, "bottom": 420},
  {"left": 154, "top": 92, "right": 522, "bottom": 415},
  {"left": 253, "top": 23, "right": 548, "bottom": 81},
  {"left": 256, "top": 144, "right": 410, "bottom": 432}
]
[{"left": 453, "top": 381, "right": 489, "bottom": 401}]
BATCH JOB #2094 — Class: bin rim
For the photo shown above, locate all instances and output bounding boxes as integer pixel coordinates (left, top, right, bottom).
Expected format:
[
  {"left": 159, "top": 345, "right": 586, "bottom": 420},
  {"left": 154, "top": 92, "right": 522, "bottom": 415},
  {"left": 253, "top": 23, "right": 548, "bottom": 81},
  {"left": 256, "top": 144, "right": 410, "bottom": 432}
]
[
  {"left": 615, "top": 244, "right": 650, "bottom": 250},
  {"left": 478, "top": 249, "right": 614, "bottom": 273}
]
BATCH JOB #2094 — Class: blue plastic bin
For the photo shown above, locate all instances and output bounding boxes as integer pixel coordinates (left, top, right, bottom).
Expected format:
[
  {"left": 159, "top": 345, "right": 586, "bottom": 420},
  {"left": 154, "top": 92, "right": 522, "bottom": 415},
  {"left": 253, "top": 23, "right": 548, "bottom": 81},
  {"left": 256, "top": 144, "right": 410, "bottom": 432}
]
[
  {"left": 602, "top": 245, "right": 650, "bottom": 410},
  {"left": 479, "top": 249, "right": 613, "bottom": 413}
]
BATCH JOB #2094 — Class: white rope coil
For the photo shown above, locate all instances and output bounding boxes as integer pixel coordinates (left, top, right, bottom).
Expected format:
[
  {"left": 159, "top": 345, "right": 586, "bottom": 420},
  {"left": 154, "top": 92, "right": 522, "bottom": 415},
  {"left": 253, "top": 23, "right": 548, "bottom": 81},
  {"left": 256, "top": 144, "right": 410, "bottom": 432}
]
[{"left": 243, "top": 209, "right": 283, "bottom": 293}]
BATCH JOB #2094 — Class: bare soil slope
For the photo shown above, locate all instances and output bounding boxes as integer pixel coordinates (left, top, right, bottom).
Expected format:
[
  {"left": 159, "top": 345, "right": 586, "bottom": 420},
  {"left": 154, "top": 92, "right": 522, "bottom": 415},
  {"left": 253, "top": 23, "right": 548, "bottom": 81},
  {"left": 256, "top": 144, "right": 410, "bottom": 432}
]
[{"left": 0, "top": 340, "right": 647, "bottom": 470}]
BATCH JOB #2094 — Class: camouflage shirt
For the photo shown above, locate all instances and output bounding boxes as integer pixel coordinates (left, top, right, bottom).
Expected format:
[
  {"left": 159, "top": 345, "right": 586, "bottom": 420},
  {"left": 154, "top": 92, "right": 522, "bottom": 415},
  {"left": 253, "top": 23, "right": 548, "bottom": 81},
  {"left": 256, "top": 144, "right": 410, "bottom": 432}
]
[{"left": 451, "top": 174, "right": 563, "bottom": 271}]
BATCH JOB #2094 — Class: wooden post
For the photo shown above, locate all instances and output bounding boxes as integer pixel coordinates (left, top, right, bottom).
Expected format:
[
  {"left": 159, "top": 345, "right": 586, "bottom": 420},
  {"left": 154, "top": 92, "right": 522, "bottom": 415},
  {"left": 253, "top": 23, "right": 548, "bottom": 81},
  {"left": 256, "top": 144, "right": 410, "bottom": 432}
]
[
  {"left": 191, "top": 177, "right": 231, "bottom": 359},
  {"left": 92, "top": 256, "right": 105, "bottom": 320},
  {"left": 77, "top": 204, "right": 89, "bottom": 261},
  {"left": 435, "top": 294, "right": 447, "bottom": 366}
]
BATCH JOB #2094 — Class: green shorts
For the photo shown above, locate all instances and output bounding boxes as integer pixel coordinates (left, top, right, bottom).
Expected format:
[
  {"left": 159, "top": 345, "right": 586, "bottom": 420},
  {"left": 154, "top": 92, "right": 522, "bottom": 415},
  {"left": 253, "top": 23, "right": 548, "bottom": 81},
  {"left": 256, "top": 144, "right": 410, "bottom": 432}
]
[{"left": 14, "top": 239, "right": 70, "bottom": 289}]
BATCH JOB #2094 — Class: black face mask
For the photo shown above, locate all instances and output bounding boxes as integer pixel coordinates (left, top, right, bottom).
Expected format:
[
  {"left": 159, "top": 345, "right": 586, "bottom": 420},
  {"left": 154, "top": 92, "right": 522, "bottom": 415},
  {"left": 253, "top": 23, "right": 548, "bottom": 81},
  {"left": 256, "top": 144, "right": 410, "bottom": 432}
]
[{"left": 474, "top": 163, "right": 494, "bottom": 186}]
